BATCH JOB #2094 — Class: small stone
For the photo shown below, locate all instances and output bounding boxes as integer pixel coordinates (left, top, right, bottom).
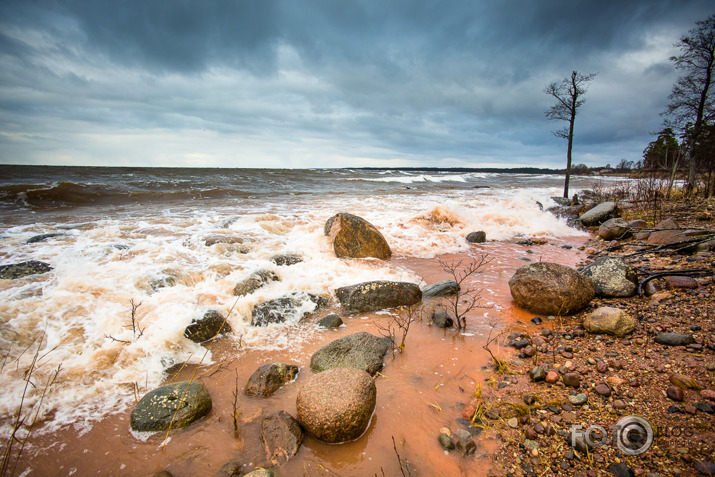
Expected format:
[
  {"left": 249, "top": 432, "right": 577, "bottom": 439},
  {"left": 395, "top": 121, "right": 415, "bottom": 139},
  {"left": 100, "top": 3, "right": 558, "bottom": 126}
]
[
  {"left": 594, "top": 383, "right": 612, "bottom": 397},
  {"left": 597, "top": 361, "right": 608, "bottom": 373},
  {"left": 523, "top": 439, "right": 539, "bottom": 451},
  {"left": 568, "top": 394, "right": 588, "bottom": 406},
  {"left": 613, "top": 400, "right": 626, "bottom": 410},
  {"left": 531, "top": 316, "right": 543, "bottom": 325},
  {"left": 545, "top": 371, "right": 559, "bottom": 384},
  {"left": 525, "top": 427, "right": 538, "bottom": 440},
  {"left": 666, "top": 386, "right": 684, "bottom": 402},
  {"left": 685, "top": 405, "right": 697, "bottom": 415},
  {"left": 701, "top": 390, "right": 715, "bottom": 401},
  {"left": 529, "top": 366, "right": 546, "bottom": 382},
  {"left": 461, "top": 405, "right": 476, "bottom": 420},
  {"left": 563, "top": 373, "right": 581, "bottom": 388},
  {"left": 438, "top": 432, "right": 455, "bottom": 451},
  {"left": 694, "top": 461, "right": 715, "bottom": 475},
  {"left": 607, "top": 462, "right": 635, "bottom": 477},
  {"left": 507, "top": 417, "right": 519, "bottom": 428},
  {"left": 694, "top": 402, "right": 715, "bottom": 414},
  {"left": 317, "top": 314, "right": 343, "bottom": 329}
]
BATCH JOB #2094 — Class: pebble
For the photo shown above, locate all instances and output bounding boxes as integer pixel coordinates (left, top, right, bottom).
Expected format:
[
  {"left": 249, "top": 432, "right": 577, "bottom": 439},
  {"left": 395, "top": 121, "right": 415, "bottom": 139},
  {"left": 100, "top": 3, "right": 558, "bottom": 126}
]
[
  {"left": 545, "top": 371, "right": 560, "bottom": 384},
  {"left": 694, "top": 402, "right": 714, "bottom": 414},
  {"left": 694, "top": 461, "right": 715, "bottom": 475},
  {"left": 438, "top": 432, "right": 455, "bottom": 451},
  {"left": 507, "top": 418, "right": 518, "bottom": 428},
  {"left": 524, "top": 427, "right": 537, "bottom": 440},
  {"left": 523, "top": 439, "right": 538, "bottom": 451},
  {"left": 707, "top": 363, "right": 715, "bottom": 372},
  {"left": 597, "top": 361, "right": 608, "bottom": 373},
  {"left": 613, "top": 400, "right": 626, "bottom": 410},
  {"left": 595, "top": 383, "right": 612, "bottom": 397},
  {"left": 531, "top": 316, "right": 543, "bottom": 324},
  {"left": 529, "top": 366, "right": 546, "bottom": 382},
  {"left": 607, "top": 462, "right": 635, "bottom": 477},
  {"left": 568, "top": 394, "right": 588, "bottom": 406},
  {"left": 701, "top": 389, "right": 715, "bottom": 401},
  {"left": 563, "top": 373, "right": 581, "bottom": 388},
  {"left": 666, "top": 386, "right": 684, "bottom": 402}
]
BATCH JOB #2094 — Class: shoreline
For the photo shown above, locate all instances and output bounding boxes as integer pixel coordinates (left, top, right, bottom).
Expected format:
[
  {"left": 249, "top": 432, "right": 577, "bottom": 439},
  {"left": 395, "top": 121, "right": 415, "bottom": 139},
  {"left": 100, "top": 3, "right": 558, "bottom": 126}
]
[{"left": 473, "top": 197, "right": 715, "bottom": 477}]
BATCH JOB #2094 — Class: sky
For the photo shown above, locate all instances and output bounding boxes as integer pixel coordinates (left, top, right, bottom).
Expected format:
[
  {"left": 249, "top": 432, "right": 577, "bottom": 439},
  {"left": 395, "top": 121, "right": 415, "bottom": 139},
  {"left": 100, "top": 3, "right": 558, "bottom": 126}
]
[{"left": 0, "top": 1, "right": 713, "bottom": 169}]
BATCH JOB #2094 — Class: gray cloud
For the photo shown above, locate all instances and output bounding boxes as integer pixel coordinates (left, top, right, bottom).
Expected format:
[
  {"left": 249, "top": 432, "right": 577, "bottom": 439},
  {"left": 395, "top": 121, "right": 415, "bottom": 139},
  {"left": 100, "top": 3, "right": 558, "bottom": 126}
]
[{"left": 0, "top": 0, "right": 713, "bottom": 168}]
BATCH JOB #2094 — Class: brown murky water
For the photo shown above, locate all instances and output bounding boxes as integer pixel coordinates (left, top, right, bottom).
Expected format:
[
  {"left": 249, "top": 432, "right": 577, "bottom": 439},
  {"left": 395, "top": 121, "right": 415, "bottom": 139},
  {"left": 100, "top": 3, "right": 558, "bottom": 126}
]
[{"left": 14, "top": 238, "right": 586, "bottom": 477}]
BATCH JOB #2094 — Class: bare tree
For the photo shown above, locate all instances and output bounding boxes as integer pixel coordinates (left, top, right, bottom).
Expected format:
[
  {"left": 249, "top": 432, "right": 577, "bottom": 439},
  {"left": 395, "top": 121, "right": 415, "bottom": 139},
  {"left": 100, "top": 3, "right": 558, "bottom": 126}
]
[
  {"left": 663, "top": 14, "right": 715, "bottom": 195},
  {"left": 439, "top": 254, "right": 491, "bottom": 331},
  {"left": 545, "top": 71, "right": 597, "bottom": 198}
]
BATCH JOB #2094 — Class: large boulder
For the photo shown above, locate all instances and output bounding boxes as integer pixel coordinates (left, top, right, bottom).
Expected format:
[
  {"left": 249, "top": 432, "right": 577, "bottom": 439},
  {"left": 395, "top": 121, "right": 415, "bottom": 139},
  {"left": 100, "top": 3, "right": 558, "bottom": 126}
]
[
  {"left": 336, "top": 281, "right": 421, "bottom": 314},
  {"left": 251, "top": 292, "right": 327, "bottom": 326},
  {"left": 184, "top": 309, "right": 231, "bottom": 343},
  {"left": 509, "top": 262, "right": 595, "bottom": 315},
  {"left": 466, "top": 231, "right": 487, "bottom": 243},
  {"left": 324, "top": 213, "right": 391, "bottom": 259},
  {"left": 421, "top": 280, "right": 459, "bottom": 298},
  {"left": 597, "top": 218, "right": 631, "bottom": 240},
  {"left": 579, "top": 202, "right": 619, "bottom": 226},
  {"left": 583, "top": 307, "right": 635, "bottom": 337},
  {"left": 581, "top": 256, "right": 639, "bottom": 298},
  {"left": 244, "top": 363, "right": 299, "bottom": 397},
  {"left": 260, "top": 411, "right": 303, "bottom": 466},
  {"left": 0, "top": 260, "right": 53, "bottom": 279},
  {"left": 310, "top": 332, "right": 390, "bottom": 376},
  {"left": 130, "top": 381, "right": 212, "bottom": 432},
  {"left": 233, "top": 270, "right": 279, "bottom": 297},
  {"left": 296, "top": 367, "right": 376, "bottom": 443}
]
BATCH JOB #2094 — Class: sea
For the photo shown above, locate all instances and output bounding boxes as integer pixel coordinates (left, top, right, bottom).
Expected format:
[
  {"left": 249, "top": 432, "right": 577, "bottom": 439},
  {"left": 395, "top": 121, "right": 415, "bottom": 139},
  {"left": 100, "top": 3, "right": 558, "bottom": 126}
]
[{"left": 0, "top": 166, "right": 627, "bottom": 475}]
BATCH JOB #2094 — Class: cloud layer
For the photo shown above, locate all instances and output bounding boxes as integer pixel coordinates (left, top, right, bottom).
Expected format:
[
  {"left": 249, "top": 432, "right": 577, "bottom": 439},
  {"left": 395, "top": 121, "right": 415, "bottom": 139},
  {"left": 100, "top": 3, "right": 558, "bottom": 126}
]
[{"left": 0, "top": 1, "right": 712, "bottom": 168}]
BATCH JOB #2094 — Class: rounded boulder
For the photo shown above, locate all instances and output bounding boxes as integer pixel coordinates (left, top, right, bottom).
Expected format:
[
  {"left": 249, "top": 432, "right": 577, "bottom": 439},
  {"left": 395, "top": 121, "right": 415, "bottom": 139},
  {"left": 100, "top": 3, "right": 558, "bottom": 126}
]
[
  {"left": 130, "top": 380, "right": 212, "bottom": 432},
  {"left": 509, "top": 262, "right": 594, "bottom": 315},
  {"left": 324, "top": 212, "right": 391, "bottom": 259},
  {"left": 296, "top": 367, "right": 376, "bottom": 443},
  {"left": 581, "top": 256, "right": 639, "bottom": 298}
]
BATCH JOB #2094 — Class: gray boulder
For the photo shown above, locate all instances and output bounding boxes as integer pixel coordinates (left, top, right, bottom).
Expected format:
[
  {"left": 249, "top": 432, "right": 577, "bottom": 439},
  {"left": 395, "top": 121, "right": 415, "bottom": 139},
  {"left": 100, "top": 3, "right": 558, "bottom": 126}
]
[
  {"left": 233, "top": 269, "right": 279, "bottom": 297},
  {"left": 324, "top": 212, "right": 391, "bottom": 259},
  {"left": 0, "top": 260, "right": 53, "bottom": 279},
  {"left": 317, "top": 314, "right": 343, "bottom": 328},
  {"left": 466, "top": 231, "right": 487, "bottom": 243},
  {"left": 251, "top": 292, "right": 327, "bottom": 326},
  {"left": 580, "top": 202, "right": 619, "bottom": 226},
  {"left": 244, "top": 363, "right": 299, "bottom": 397},
  {"left": 184, "top": 309, "right": 231, "bottom": 343},
  {"left": 296, "top": 367, "right": 376, "bottom": 443},
  {"left": 422, "top": 280, "right": 460, "bottom": 298},
  {"left": 583, "top": 307, "right": 635, "bottom": 337},
  {"left": 130, "top": 381, "right": 212, "bottom": 432},
  {"left": 509, "top": 262, "right": 595, "bottom": 315},
  {"left": 598, "top": 218, "right": 631, "bottom": 240},
  {"left": 260, "top": 411, "right": 303, "bottom": 466},
  {"left": 336, "top": 280, "right": 421, "bottom": 314},
  {"left": 581, "top": 256, "right": 639, "bottom": 298},
  {"left": 310, "top": 332, "right": 390, "bottom": 376}
]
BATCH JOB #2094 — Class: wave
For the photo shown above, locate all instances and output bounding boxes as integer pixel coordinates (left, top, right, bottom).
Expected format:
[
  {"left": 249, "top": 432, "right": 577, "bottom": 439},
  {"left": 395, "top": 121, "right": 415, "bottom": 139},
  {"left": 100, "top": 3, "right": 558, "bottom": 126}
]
[
  {"left": 348, "top": 173, "right": 484, "bottom": 184},
  {"left": 0, "top": 182, "right": 257, "bottom": 208}
]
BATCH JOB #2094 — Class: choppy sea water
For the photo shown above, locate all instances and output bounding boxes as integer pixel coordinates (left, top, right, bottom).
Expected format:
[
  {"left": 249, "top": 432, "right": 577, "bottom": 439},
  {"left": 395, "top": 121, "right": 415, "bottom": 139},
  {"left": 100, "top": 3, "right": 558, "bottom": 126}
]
[{"left": 0, "top": 166, "right": 625, "bottom": 439}]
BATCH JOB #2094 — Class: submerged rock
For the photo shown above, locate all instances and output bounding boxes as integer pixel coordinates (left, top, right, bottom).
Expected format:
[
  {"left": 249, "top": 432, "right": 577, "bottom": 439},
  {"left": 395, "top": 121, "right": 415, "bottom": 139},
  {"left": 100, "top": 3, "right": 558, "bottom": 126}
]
[
  {"left": 422, "top": 280, "right": 459, "bottom": 298},
  {"left": 270, "top": 254, "right": 303, "bottom": 266},
  {"left": 509, "top": 262, "right": 594, "bottom": 315},
  {"left": 310, "top": 332, "right": 390, "bottom": 376},
  {"left": 466, "top": 231, "right": 487, "bottom": 243},
  {"left": 184, "top": 309, "right": 231, "bottom": 343},
  {"left": 336, "top": 280, "right": 421, "bottom": 314},
  {"left": 317, "top": 314, "right": 343, "bottom": 329},
  {"left": 130, "top": 381, "right": 212, "bottom": 432},
  {"left": 581, "top": 256, "right": 639, "bottom": 298},
  {"left": 233, "top": 269, "right": 279, "bottom": 297},
  {"left": 26, "top": 232, "right": 68, "bottom": 244},
  {"left": 251, "top": 293, "right": 327, "bottom": 327},
  {"left": 260, "top": 410, "right": 303, "bottom": 465},
  {"left": 244, "top": 363, "right": 299, "bottom": 397},
  {"left": 0, "top": 260, "right": 53, "bottom": 279},
  {"left": 204, "top": 235, "right": 244, "bottom": 246},
  {"left": 296, "top": 367, "right": 376, "bottom": 443},
  {"left": 431, "top": 311, "right": 454, "bottom": 328},
  {"left": 324, "top": 212, "right": 392, "bottom": 259}
]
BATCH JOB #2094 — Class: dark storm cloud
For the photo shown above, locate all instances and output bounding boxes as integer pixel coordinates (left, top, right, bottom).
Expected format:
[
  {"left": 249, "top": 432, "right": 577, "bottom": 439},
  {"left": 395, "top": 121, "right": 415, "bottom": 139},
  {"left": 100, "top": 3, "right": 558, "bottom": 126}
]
[{"left": 0, "top": 0, "right": 713, "bottom": 167}]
